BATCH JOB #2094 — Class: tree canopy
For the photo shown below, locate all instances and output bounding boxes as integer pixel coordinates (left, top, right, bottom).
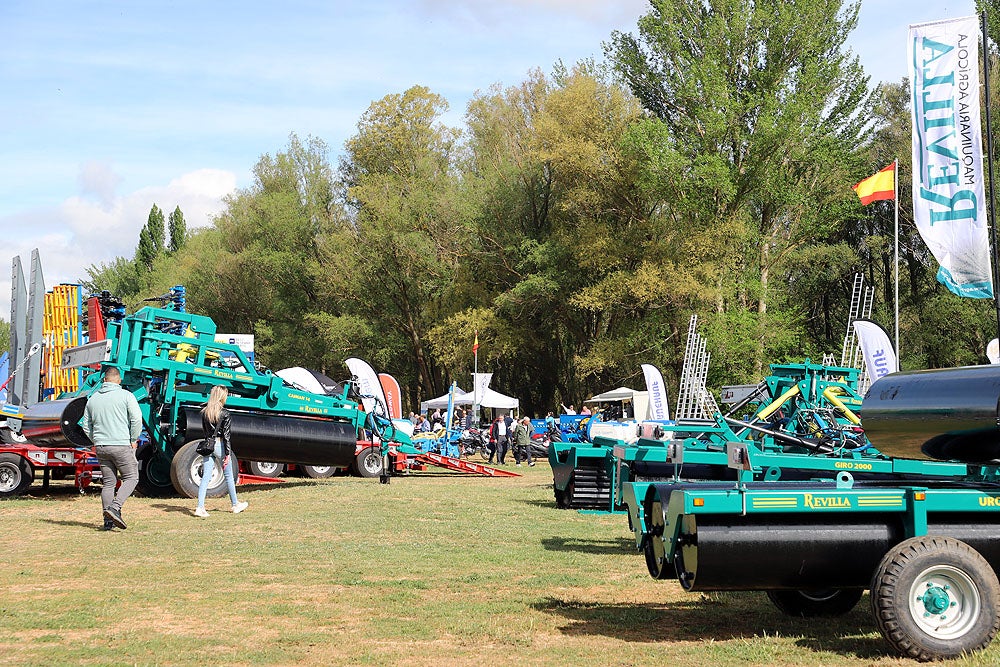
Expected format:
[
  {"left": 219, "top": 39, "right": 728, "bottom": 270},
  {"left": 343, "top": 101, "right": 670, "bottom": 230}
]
[{"left": 73, "top": 0, "right": 1000, "bottom": 414}]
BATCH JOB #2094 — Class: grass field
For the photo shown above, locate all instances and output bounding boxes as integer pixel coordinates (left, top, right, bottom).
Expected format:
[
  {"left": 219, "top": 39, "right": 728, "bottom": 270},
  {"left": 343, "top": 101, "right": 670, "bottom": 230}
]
[{"left": 3, "top": 462, "right": 999, "bottom": 666}]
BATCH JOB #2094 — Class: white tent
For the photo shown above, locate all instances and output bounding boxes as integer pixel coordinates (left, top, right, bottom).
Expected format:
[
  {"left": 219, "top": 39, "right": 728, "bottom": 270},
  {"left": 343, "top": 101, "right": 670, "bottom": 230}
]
[
  {"left": 420, "top": 387, "right": 468, "bottom": 410},
  {"left": 585, "top": 386, "right": 650, "bottom": 420},
  {"left": 420, "top": 387, "right": 519, "bottom": 412},
  {"left": 585, "top": 387, "right": 637, "bottom": 402},
  {"left": 476, "top": 387, "right": 519, "bottom": 410}
]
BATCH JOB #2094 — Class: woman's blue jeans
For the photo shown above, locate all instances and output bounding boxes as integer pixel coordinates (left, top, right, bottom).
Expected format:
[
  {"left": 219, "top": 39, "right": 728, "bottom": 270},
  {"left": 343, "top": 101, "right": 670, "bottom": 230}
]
[{"left": 197, "top": 439, "right": 239, "bottom": 508}]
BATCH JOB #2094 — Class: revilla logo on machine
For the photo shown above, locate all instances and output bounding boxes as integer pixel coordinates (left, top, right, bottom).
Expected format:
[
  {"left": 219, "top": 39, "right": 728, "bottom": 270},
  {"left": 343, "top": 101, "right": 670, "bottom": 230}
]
[{"left": 803, "top": 494, "right": 852, "bottom": 509}]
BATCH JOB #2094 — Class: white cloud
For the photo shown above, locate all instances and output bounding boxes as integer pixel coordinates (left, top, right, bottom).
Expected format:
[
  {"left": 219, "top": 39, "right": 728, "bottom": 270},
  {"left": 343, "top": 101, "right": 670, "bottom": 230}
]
[
  {"left": 1, "top": 167, "right": 236, "bottom": 322},
  {"left": 76, "top": 160, "right": 122, "bottom": 209}
]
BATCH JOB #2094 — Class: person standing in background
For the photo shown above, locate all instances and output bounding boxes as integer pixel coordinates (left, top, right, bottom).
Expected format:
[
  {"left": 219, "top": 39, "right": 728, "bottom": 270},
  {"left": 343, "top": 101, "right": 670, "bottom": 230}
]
[
  {"left": 513, "top": 416, "right": 534, "bottom": 467},
  {"left": 82, "top": 366, "right": 142, "bottom": 531}
]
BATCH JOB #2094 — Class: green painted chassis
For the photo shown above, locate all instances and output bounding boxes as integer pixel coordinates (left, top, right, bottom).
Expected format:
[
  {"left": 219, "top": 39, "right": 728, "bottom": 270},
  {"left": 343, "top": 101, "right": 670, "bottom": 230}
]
[{"left": 77, "top": 307, "right": 410, "bottom": 463}]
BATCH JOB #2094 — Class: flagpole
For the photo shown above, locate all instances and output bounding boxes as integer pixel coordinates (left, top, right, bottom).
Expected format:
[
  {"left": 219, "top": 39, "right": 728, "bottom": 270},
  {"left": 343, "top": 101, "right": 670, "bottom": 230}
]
[
  {"left": 473, "top": 330, "right": 479, "bottom": 425},
  {"left": 893, "top": 159, "right": 900, "bottom": 363},
  {"left": 984, "top": 11, "right": 1000, "bottom": 343}
]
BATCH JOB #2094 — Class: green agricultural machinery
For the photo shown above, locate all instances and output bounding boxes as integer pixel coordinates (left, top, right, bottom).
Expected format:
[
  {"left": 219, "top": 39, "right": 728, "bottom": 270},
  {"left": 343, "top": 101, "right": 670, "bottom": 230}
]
[
  {"left": 550, "top": 360, "right": 961, "bottom": 520},
  {"left": 633, "top": 364, "right": 1000, "bottom": 661},
  {"left": 18, "top": 305, "right": 411, "bottom": 497}
]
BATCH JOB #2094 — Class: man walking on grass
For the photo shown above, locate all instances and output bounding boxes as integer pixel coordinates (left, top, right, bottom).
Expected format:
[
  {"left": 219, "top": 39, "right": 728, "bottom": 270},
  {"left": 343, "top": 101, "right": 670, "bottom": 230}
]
[
  {"left": 82, "top": 366, "right": 143, "bottom": 531},
  {"left": 513, "top": 416, "right": 534, "bottom": 467}
]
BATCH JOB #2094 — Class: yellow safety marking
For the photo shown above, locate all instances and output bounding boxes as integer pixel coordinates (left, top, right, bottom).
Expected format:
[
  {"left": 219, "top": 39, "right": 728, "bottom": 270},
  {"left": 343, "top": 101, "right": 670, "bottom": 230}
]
[{"left": 751, "top": 497, "right": 798, "bottom": 508}]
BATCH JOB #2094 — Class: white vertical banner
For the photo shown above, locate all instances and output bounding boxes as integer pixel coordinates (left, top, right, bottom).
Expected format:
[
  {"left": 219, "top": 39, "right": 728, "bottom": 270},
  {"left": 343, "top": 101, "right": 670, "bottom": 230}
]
[
  {"left": 345, "top": 357, "right": 387, "bottom": 415},
  {"left": 908, "top": 16, "right": 993, "bottom": 298},
  {"left": 852, "top": 320, "right": 899, "bottom": 381},
  {"left": 641, "top": 363, "right": 670, "bottom": 420},
  {"left": 472, "top": 372, "right": 492, "bottom": 405}
]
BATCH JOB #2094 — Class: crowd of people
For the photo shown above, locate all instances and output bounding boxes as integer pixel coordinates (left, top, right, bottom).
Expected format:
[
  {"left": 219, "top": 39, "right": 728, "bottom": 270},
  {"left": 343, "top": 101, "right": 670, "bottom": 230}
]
[{"left": 404, "top": 401, "right": 596, "bottom": 467}]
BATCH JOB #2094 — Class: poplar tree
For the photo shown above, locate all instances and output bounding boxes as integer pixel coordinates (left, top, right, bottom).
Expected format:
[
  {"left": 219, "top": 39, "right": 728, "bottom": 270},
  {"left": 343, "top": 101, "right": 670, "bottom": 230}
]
[
  {"left": 607, "top": 0, "right": 872, "bottom": 376},
  {"left": 168, "top": 206, "right": 186, "bottom": 252}
]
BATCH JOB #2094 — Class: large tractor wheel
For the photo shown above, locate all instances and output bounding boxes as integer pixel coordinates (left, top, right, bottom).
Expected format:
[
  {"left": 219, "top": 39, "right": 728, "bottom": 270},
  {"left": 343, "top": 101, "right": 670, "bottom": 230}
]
[
  {"left": 767, "top": 589, "right": 863, "bottom": 617},
  {"left": 169, "top": 441, "right": 238, "bottom": 499},
  {"left": 300, "top": 464, "right": 336, "bottom": 479},
  {"left": 246, "top": 461, "right": 285, "bottom": 478},
  {"left": 136, "top": 443, "right": 175, "bottom": 497},
  {"left": 352, "top": 447, "right": 383, "bottom": 478},
  {"left": 871, "top": 536, "right": 1000, "bottom": 661},
  {"left": 0, "top": 453, "right": 33, "bottom": 498}
]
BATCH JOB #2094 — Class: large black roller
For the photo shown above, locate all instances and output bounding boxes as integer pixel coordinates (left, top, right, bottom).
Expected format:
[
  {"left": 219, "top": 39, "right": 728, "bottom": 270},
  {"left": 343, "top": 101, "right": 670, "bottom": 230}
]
[
  {"left": 672, "top": 513, "right": 1000, "bottom": 592},
  {"left": 19, "top": 397, "right": 92, "bottom": 447},
  {"left": 181, "top": 406, "right": 357, "bottom": 468},
  {"left": 862, "top": 365, "right": 1000, "bottom": 461}
]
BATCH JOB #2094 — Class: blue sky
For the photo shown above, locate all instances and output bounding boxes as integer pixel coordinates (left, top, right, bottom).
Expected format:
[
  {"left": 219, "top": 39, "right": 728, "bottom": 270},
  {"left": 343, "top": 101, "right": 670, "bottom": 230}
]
[{"left": 0, "top": 0, "right": 978, "bottom": 318}]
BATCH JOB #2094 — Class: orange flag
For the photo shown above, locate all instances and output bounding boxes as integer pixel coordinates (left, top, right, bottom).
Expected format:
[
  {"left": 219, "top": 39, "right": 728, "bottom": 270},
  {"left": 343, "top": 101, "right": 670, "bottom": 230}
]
[
  {"left": 472, "top": 331, "right": 479, "bottom": 356},
  {"left": 853, "top": 163, "right": 895, "bottom": 205}
]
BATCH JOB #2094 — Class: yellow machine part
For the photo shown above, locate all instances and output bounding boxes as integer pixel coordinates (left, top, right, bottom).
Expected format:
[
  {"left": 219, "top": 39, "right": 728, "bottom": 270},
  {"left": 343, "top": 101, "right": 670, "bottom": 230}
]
[{"left": 42, "top": 284, "right": 83, "bottom": 395}]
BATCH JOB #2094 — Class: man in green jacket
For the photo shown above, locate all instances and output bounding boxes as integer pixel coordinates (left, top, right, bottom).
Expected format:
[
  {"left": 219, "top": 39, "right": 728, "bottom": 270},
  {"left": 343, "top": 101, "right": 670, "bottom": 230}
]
[
  {"left": 81, "top": 367, "right": 143, "bottom": 530},
  {"left": 513, "top": 416, "right": 534, "bottom": 467}
]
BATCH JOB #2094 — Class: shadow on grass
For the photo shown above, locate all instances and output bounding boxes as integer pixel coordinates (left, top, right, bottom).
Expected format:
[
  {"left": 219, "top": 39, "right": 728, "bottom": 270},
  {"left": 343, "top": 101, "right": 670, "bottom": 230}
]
[
  {"left": 39, "top": 518, "right": 108, "bottom": 530},
  {"left": 533, "top": 594, "right": 890, "bottom": 659},
  {"left": 150, "top": 502, "right": 195, "bottom": 514},
  {"left": 541, "top": 536, "right": 635, "bottom": 555},
  {"left": 20, "top": 485, "right": 99, "bottom": 501}
]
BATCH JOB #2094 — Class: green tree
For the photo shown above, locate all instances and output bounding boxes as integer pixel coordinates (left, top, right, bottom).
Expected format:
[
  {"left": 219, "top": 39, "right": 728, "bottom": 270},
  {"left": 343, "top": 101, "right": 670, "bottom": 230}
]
[
  {"left": 137, "top": 204, "right": 165, "bottom": 271},
  {"left": 461, "top": 66, "right": 687, "bottom": 409},
  {"left": 168, "top": 206, "right": 186, "bottom": 253},
  {"left": 82, "top": 256, "right": 144, "bottom": 304},
  {"left": 0, "top": 319, "right": 9, "bottom": 358},
  {"left": 190, "top": 134, "right": 341, "bottom": 369},
  {"left": 334, "top": 85, "right": 473, "bottom": 401},
  {"left": 607, "top": 0, "right": 872, "bottom": 377}
]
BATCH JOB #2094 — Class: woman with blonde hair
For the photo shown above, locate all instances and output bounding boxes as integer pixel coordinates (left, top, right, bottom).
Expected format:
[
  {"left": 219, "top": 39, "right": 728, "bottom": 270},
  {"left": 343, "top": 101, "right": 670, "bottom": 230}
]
[{"left": 194, "top": 385, "right": 248, "bottom": 517}]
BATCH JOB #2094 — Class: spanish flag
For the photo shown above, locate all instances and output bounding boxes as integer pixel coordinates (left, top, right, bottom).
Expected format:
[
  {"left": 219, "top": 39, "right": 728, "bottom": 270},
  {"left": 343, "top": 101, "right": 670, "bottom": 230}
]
[
  {"left": 853, "top": 163, "right": 896, "bottom": 205},
  {"left": 472, "top": 330, "right": 479, "bottom": 356}
]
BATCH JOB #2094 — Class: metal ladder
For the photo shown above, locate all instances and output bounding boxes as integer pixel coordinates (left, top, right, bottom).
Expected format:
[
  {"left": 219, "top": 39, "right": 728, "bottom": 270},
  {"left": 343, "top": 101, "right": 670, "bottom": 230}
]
[{"left": 675, "top": 314, "right": 716, "bottom": 420}]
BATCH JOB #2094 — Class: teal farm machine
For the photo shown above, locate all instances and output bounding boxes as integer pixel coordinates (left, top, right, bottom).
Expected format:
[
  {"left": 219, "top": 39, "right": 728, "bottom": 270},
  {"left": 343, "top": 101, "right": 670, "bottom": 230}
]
[
  {"left": 550, "top": 359, "right": 962, "bottom": 515},
  {"left": 632, "top": 364, "right": 1000, "bottom": 661},
  {"left": 16, "top": 305, "right": 411, "bottom": 497}
]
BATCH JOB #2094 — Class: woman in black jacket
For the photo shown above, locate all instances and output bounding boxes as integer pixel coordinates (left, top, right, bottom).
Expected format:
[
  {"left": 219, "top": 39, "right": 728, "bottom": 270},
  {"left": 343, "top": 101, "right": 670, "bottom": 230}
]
[{"left": 194, "top": 385, "right": 249, "bottom": 517}]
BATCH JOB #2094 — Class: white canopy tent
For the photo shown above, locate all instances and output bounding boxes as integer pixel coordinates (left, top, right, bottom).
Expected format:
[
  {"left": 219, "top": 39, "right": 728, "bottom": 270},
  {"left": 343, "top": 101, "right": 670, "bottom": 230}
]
[
  {"left": 420, "top": 387, "right": 519, "bottom": 412},
  {"left": 420, "top": 387, "right": 468, "bottom": 411},
  {"left": 585, "top": 386, "right": 650, "bottom": 420},
  {"left": 586, "top": 387, "right": 637, "bottom": 402}
]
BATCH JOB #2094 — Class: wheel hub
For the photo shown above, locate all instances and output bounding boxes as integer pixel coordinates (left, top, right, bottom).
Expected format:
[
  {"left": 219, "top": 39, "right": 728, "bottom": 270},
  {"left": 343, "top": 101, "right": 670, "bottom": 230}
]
[
  {"left": 908, "top": 565, "right": 980, "bottom": 640},
  {"left": 920, "top": 584, "right": 953, "bottom": 617},
  {"left": 0, "top": 466, "right": 16, "bottom": 490}
]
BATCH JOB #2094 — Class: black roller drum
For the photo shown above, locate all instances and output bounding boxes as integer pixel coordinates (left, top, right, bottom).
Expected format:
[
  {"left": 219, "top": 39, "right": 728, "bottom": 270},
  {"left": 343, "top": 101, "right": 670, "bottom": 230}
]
[
  {"left": 19, "top": 397, "right": 92, "bottom": 447},
  {"left": 862, "top": 365, "right": 1000, "bottom": 462},
  {"left": 181, "top": 406, "right": 357, "bottom": 468}
]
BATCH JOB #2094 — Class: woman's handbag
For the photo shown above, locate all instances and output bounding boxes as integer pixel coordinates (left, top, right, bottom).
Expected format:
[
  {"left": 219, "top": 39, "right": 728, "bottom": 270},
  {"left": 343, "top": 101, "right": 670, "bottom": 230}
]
[{"left": 196, "top": 420, "right": 220, "bottom": 456}]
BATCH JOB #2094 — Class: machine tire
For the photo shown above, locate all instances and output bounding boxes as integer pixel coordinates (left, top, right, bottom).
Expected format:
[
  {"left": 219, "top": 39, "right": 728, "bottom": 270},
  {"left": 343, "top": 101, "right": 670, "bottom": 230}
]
[
  {"left": 871, "top": 536, "right": 1000, "bottom": 661},
  {"left": 300, "top": 464, "right": 336, "bottom": 479},
  {"left": 0, "top": 428, "right": 27, "bottom": 444},
  {"left": 247, "top": 461, "right": 284, "bottom": 478},
  {"left": 767, "top": 588, "right": 863, "bottom": 617},
  {"left": 136, "top": 444, "right": 176, "bottom": 497},
  {"left": 0, "top": 453, "right": 33, "bottom": 498},
  {"left": 169, "top": 441, "right": 237, "bottom": 499},
  {"left": 352, "top": 447, "right": 383, "bottom": 478}
]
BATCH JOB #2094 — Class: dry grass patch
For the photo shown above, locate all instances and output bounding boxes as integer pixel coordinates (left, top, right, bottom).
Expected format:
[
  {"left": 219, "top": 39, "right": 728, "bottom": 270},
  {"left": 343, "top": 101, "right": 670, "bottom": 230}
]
[{"left": 1, "top": 463, "right": 998, "bottom": 666}]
